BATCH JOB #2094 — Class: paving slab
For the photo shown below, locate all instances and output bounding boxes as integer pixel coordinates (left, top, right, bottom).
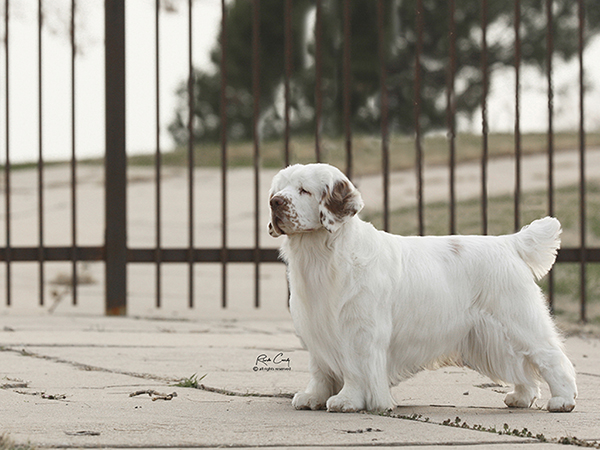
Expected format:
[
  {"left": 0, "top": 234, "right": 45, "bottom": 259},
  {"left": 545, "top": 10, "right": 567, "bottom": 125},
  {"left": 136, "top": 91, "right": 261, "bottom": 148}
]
[{"left": 1, "top": 316, "right": 599, "bottom": 449}]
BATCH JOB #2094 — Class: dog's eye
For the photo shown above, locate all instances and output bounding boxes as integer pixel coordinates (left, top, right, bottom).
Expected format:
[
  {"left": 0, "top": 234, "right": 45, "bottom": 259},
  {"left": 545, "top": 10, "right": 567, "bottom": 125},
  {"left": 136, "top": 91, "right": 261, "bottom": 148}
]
[{"left": 299, "top": 187, "right": 311, "bottom": 196}]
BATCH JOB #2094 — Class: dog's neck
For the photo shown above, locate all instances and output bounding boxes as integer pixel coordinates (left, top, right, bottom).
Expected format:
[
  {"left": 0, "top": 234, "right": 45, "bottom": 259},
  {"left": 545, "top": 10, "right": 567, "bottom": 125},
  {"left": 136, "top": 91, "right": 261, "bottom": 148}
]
[
  {"left": 280, "top": 217, "right": 366, "bottom": 276},
  {"left": 283, "top": 217, "right": 359, "bottom": 257}
]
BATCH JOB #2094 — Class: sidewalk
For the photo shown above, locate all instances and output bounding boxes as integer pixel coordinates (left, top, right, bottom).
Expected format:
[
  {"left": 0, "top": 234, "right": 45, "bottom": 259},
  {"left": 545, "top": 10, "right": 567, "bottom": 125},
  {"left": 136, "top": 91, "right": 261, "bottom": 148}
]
[{"left": 1, "top": 315, "right": 599, "bottom": 449}]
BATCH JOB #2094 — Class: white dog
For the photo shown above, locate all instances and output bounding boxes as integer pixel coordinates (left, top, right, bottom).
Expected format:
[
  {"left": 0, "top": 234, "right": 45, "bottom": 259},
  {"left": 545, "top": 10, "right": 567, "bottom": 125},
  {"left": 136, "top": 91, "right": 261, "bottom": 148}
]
[{"left": 268, "top": 163, "right": 577, "bottom": 413}]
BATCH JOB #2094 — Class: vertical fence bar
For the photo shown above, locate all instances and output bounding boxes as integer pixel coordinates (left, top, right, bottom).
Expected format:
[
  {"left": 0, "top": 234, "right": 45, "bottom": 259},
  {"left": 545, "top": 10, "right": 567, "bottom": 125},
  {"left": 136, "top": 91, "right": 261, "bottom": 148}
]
[
  {"left": 71, "top": 0, "right": 78, "bottom": 305},
  {"left": 314, "top": 0, "right": 322, "bottom": 163},
  {"left": 546, "top": 0, "right": 554, "bottom": 219},
  {"left": 155, "top": 0, "right": 162, "bottom": 308},
  {"left": 105, "top": 0, "right": 127, "bottom": 315},
  {"left": 414, "top": 0, "right": 424, "bottom": 236},
  {"left": 283, "top": 0, "right": 292, "bottom": 167},
  {"left": 38, "top": 0, "right": 45, "bottom": 306},
  {"left": 3, "top": 0, "right": 10, "bottom": 306},
  {"left": 376, "top": 0, "right": 389, "bottom": 232},
  {"left": 481, "top": 0, "right": 489, "bottom": 236},
  {"left": 342, "top": 0, "right": 352, "bottom": 179},
  {"left": 546, "top": 0, "right": 555, "bottom": 309},
  {"left": 252, "top": 0, "right": 260, "bottom": 308},
  {"left": 514, "top": 0, "right": 522, "bottom": 232},
  {"left": 187, "top": 0, "right": 194, "bottom": 308},
  {"left": 578, "top": 0, "right": 586, "bottom": 322},
  {"left": 220, "top": 0, "right": 228, "bottom": 308},
  {"left": 447, "top": 0, "right": 457, "bottom": 235}
]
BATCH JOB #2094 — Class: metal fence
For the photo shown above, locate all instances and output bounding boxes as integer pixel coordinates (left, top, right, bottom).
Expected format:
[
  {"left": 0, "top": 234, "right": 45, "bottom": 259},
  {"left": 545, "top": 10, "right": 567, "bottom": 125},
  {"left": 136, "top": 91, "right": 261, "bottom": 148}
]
[{"left": 1, "top": 0, "right": 598, "bottom": 320}]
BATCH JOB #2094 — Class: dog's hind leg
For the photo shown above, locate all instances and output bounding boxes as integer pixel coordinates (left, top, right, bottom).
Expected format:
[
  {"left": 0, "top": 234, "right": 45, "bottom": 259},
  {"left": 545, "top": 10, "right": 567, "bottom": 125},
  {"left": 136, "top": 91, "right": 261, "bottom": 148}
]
[
  {"left": 504, "top": 383, "right": 541, "bottom": 408},
  {"left": 461, "top": 313, "right": 542, "bottom": 409},
  {"left": 469, "top": 305, "right": 577, "bottom": 412},
  {"left": 503, "top": 295, "right": 577, "bottom": 412},
  {"left": 527, "top": 344, "right": 577, "bottom": 412}
]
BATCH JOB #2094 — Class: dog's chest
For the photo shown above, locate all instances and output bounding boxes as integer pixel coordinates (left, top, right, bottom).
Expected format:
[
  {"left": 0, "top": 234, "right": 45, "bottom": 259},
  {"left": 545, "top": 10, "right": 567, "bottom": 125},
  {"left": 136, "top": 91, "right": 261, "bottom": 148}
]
[{"left": 287, "top": 255, "right": 349, "bottom": 366}]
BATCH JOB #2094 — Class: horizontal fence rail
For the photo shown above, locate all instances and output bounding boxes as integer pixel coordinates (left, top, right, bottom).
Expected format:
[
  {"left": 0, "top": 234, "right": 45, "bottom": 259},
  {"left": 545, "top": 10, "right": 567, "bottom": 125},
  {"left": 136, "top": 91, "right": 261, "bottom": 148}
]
[
  {"left": 1, "top": 0, "right": 598, "bottom": 321},
  {"left": 0, "top": 246, "right": 593, "bottom": 264}
]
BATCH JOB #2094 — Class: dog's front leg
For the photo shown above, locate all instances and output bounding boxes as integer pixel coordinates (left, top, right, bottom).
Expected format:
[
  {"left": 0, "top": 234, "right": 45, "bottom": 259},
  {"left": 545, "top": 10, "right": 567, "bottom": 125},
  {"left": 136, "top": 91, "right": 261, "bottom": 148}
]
[
  {"left": 292, "top": 355, "right": 337, "bottom": 410},
  {"left": 326, "top": 343, "right": 394, "bottom": 413}
]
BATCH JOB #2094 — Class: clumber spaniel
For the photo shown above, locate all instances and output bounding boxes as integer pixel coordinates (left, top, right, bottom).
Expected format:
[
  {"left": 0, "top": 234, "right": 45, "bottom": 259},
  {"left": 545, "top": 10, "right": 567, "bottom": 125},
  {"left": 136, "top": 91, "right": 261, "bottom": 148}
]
[{"left": 268, "top": 163, "right": 577, "bottom": 413}]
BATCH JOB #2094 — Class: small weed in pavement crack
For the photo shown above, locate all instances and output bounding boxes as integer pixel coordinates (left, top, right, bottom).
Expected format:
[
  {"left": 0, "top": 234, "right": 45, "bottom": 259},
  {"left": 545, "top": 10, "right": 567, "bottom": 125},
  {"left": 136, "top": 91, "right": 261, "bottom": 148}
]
[
  {"left": 0, "top": 433, "right": 36, "bottom": 450},
  {"left": 441, "top": 416, "right": 543, "bottom": 440},
  {"left": 380, "top": 412, "right": 600, "bottom": 448},
  {"left": 174, "top": 373, "right": 206, "bottom": 388},
  {"left": 557, "top": 436, "right": 600, "bottom": 448}
]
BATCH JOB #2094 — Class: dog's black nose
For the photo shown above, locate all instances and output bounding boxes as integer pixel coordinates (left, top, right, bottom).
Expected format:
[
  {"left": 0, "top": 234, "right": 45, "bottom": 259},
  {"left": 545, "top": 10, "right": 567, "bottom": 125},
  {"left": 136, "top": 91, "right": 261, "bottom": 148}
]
[{"left": 270, "top": 196, "right": 285, "bottom": 210}]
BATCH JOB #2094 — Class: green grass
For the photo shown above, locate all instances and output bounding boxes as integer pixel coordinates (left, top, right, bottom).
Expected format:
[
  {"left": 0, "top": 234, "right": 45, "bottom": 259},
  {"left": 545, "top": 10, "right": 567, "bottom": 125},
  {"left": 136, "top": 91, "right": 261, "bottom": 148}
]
[
  {"left": 0, "top": 435, "right": 35, "bottom": 450},
  {"left": 174, "top": 373, "right": 206, "bottom": 389},
  {"left": 3, "top": 131, "right": 597, "bottom": 175},
  {"left": 127, "top": 131, "right": 600, "bottom": 177}
]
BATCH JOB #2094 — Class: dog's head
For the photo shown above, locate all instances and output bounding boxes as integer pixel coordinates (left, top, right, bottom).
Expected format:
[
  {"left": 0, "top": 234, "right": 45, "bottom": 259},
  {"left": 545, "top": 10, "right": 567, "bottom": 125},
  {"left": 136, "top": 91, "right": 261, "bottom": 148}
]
[{"left": 268, "top": 163, "right": 364, "bottom": 237}]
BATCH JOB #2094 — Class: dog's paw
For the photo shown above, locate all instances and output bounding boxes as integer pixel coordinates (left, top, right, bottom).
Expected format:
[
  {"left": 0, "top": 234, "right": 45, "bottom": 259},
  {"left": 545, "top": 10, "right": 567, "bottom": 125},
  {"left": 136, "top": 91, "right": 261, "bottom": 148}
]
[
  {"left": 547, "top": 396, "right": 576, "bottom": 413},
  {"left": 326, "top": 394, "right": 362, "bottom": 413},
  {"left": 504, "top": 392, "right": 535, "bottom": 408},
  {"left": 292, "top": 392, "right": 327, "bottom": 410}
]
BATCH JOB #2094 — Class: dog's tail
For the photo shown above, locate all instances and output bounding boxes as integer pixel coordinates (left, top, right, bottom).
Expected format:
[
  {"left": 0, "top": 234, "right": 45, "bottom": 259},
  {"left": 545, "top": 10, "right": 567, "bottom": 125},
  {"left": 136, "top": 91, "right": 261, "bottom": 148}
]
[{"left": 513, "top": 216, "right": 561, "bottom": 280}]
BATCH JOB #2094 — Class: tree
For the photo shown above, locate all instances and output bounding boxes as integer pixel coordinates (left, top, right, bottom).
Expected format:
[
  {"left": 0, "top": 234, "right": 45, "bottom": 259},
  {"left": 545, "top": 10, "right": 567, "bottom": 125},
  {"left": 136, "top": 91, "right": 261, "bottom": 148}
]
[{"left": 169, "top": 0, "right": 599, "bottom": 145}]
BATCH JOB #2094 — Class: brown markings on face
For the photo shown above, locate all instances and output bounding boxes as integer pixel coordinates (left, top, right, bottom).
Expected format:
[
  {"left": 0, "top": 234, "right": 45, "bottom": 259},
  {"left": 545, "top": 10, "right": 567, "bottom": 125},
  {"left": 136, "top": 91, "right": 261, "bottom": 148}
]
[{"left": 322, "top": 180, "right": 359, "bottom": 220}]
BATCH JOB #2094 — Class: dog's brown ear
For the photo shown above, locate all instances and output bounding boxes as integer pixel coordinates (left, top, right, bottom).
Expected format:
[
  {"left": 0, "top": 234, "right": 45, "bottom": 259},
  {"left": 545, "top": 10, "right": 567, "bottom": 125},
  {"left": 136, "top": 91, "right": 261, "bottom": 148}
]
[{"left": 319, "top": 179, "right": 363, "bottom": 233}]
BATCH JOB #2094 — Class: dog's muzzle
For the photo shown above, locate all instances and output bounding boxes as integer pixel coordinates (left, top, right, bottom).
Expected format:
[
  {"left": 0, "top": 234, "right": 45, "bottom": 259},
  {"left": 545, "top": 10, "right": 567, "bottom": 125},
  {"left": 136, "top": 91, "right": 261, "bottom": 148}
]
[{"left": 269, "top": 195, "right": 287, "bottom": 237}]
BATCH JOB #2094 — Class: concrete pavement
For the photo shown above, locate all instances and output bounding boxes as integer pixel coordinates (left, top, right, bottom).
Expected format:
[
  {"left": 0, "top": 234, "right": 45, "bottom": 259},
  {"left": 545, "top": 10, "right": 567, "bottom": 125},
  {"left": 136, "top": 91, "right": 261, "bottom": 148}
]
[{"left": 1, "top": 315, "right": 600, "bottom": 449}]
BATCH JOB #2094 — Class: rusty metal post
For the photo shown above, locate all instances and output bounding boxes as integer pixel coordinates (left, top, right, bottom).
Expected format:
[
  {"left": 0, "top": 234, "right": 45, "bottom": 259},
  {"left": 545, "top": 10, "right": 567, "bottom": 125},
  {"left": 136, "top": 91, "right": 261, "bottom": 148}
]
[
  {"left": 283, "top": 0, "right": 292, "bottom": 167},
  {"left": 314, "top": 0, "right": 323, "bottom": 162},
  {"left": 514, "top": 0, "right": 522, "bottom": 232},
  {"left": 70, "top": 0, "right": 78, "bottom": 305},
  {"left": 377, "top": 0, "right": 390, "bottom": 232},
  {"left": 342, "top": 0, "right": 352, "bottom": 180},
  {"left": 414, "top": 0, "right": 424, "bottom": 236},
  {"left": 105, "top": 0, "right": 127, "bottom": 315},
  {"left": 3, "top": 0, "right": 10, "bottom": 306},
  {"left": 578, "top": 0, "right": 586, "bottom": 322},
  {"left": 38, "top": 0, "right": 45, "bottom": 306},
  {"left": 447, "top": 0, "right": 457, "bottom": 235},
  {"left": 187, "top": 0, "right": 195, "bottom": 308},
  {"left": 155, "top": 0, "right": 162, "bottom": 308},
  {"left": 481, "top": 0, "right": 489, "bottom": 236},
  {"left": 546, "top": 0, "right": 555, "bottom": 309},
  {"left": 252, "top": 0, "right": 261, "bottom": 308},
  {"left": 220, "top": 0, "right": 228, "bottom": 308}
]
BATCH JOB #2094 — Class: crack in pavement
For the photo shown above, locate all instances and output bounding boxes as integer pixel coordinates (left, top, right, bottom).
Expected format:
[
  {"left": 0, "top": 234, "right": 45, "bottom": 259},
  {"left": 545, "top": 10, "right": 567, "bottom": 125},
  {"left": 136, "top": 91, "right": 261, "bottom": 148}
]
[{"left": 0, "top": 346, "right": 178, "bottom": 383}]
